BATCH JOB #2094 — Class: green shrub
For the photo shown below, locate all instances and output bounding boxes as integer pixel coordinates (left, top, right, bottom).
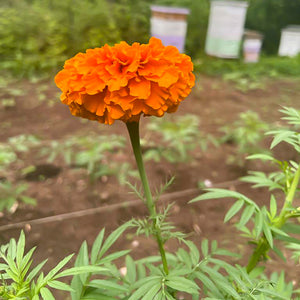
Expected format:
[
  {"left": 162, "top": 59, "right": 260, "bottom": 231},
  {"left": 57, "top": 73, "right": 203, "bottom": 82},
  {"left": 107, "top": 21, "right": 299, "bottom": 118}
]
[{"left": 1, "top": 0, "right": 300, "bottom": 78}]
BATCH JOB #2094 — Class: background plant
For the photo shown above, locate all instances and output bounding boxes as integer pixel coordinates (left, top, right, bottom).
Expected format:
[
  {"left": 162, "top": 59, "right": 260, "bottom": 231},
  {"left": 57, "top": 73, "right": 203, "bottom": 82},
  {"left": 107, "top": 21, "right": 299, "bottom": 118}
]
[
  {"left": 0, "top": 231, "right": 105, "bottom": 299},
  {"left": 142, "top": 114, "right": 217, "bottom": 163},
  {"left": 1, "top": 0, "right": 300, "bottom": 78},
  {"left": 220, "top": 110, "right": 270, "bottom": 166},
  {"left": 193, "top": 55, "right": 300, "bottom": 92},
  {"left": 40, "top": 134, "right": 136, "bottom": 184},
  {"left": 192, "top": 107, "right": 300, "bottom": 277},
  {"left": 1, "top": 103, "right": 299, "bottom": 299},
  {"left": 0, "top": 135, "right": 39, "bottom": 213}
]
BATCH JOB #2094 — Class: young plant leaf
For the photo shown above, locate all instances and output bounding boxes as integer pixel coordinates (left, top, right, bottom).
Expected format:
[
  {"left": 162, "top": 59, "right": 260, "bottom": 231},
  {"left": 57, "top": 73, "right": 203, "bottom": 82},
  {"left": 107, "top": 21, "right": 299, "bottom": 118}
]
[
  {"left": 254, "top": 210, "right": 264, "bottom": 239},
  {"left": 40, "top": 287, "right": 55, "bottom": 300},
  {"left": 26, "top": 259, "right": 47, "bottom": 282},
  {"left": 184, "top": 240, "right": 200, "bottom": 266},
  {"left": 270, "top": 195, "right": 277, "bottom": 218},
  {"left": 166, "top": 276, "right": 199, "bottom": 294},
  {"left": 129, "top": 277, "right": 162, "bottom": 300},
  {"left": 88, "top": 279, "right": 128, "bottom": 292},
  {"left": 98, "top": 222, "right": 131, "bottom": 259},
  {"left": 91, "top": 229, "right": 105, "bottom": 264},
  {"left": 142, "top": 282, "right": 161, "bottom": 300},
  {"left": 224, "top": 199, "right": 244, "bottom": 222},
  {"left": 55, "top": 266, "right": 106, "bottom": 278},
  {"left": 239, "top": 205, "right": 255, "bottom": 227},
  {"left": 43, "top": 254, "right": 74, "bottom": 282},
  {"left": 16, "top": 231, "right": 25, "bottom": 268},
  {"left": 47, "top": 280, "right": 74, "bottom": 292},
  {"left": 263, "top": 221, "right": 273, "bottom": 248},
  {"left": 125, "top": 255, "right": 136, "bottom": 284},
  {"left": 201, "top": 239, "right": 209, "bottom": 257}
]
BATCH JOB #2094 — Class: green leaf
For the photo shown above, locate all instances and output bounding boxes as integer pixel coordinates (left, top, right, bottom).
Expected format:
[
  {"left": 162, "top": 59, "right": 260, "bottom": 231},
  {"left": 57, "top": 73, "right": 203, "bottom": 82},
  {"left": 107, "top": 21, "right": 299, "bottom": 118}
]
[
  {"left": 129, "top": 277, "right": 161, "bottom": 300},
  {"left": 184, "top": 240, "right": 200, "bottom": 266},
  {"left": 166, "top": 276, "right": 199, "bottom": 294},
  {"left": 5, "top": 255, "right": 19, "bottom": 277},
  {"left": 165, "top": 291, "right": 176, "bottom": 300},
  {"left": 75, "top": 241, "right": 89, "bottom": 284},
  {"left": 8, "top": 237, "right": 17, "bottom": 259},
  {"left": 270, "top": 195, "right": 277, "bottom": 218},
  {"left": 249, "top": 266, "right": 265, "bottom": 278},
  {"left": 40, "top": 287, "right": 55, "bottom": 300},
  {"left": 176, "top": 248, "right": 192, "bottom": 269},
  {"left": 44, "top": 254, "right": 74, "bottom": 282},
  {"left": 142, "top": 282, "right": 161, "bottom": 300},
  {"left": 55, "top": 266, "right": 106, "bottom": 279},
  {"left": 276, "top": 234, "right": 300, "bottom": 245},
  {"left": 125, "top": 255, "right": 136, "bottom": 284},
  {"left": 81, "top": 291, "right": 116, "bottom": 300},
  {"left": 224, "top": 199, "right": 244, "bottom": 222},
  {"left": 88, "top": 279, "right": 128, "bottom": 292},
  {"left": 256, "top": 288, "right": 288, "bottom": 299},
  {"left": 213, "top": 248, "right": 239, "bottom": 257},
  {"left": 201, "top": 239, "right": 209, "bottom": 257},
  {"left": 137, "top": 262, "right": 146, "bottom": 279},
  {"left": 191, "top": 189, "right": 243, "bottom": 202},
  {"left": 98, "top": 222, "right": 131, "bottom": 259},
  {"left": 91, "top": 229, "right": 105, "bottom": 264},
  {"left": 19, "top": 247, "right": 36, "bottom": 274},
  {"left": 27, "top": 259, "right": 48, "bottom": 282},
  {"left": 195, "top": 271, "right": 220, "bottom": 296},
  {"left": 99, "top": 250, "right": 130, "bottom": 264},
  {"left": 272, "top": 246, "right": 287, "bottom": 262},
  {"left": 48, "top": 280, "right": 74, "bottom": 292},
  {"left": 16, "top": 231, "right": 25, "bottom": 268},
  {"left": 270, "top": 226, "right": 288, "bottom": 237},
  {"left": 70, "top": 274, "right": 83, "bottom": 300},
  {"left": 168, "top": 268, "right": 191, "bottom": 277},
  {"left": 246, "top": 154, "right": 275, "bottom": 161},
  {"left": 131, "top": 275, "right": 162, "bottom": 290},
  {"left": 270, "top": 130, "right": 295, "bottom": 149},
  {"left": 211, "top": 240, "right": 218, "bottom": 252},
  {"left": 282, "top": 222, "right": 300, "bottom": 234},
  {"left": 255, "top": 210, "right": 264, "bottom": 239},
  {"left": 263, "top": 221, "right": 273, "bottom": 248},
  {"left": 215, "top": 276, "right": 241, "bottom": 299},
  {"left": 202, "top": 266, "right": 240, "bottom": 299},
  {"left": 191, "top": 189, "right": 259, "bottom": 213},
  {"left": 6, "top": 268, "right": 19, "bottom": 282},
  {"left": 20, "top": 195, "right": 37, "bottom": 205},
  {"left": 239, "top": 205, "right": 255, "bottom": 227}
]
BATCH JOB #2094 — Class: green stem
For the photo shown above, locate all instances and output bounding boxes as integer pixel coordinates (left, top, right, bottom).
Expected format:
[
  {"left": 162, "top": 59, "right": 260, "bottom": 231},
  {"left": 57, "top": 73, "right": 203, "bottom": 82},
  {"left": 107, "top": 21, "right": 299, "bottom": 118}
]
[
  {"left": 246, "top": 239, "right": 269, "bottom": 273},
  {"left": 247, "top": 162, "right": 300, "bottom": 273},
  {"left": 279, "top": 161, "right": 300, "bottom": 219},
  {"left": 126, "top": 121, "right": 169, "bottom": 275}
]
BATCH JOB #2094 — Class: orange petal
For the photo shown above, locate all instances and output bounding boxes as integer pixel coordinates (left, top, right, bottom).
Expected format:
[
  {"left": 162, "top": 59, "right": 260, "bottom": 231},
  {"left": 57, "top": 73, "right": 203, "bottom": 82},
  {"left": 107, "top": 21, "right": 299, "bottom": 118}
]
[
  {"left": 145, "top": 83, "right": 169, "bottom": 109},
  {"left": 129, "top": 79, "right": 151, "bottom": 99},
  {"left": 157, "top": 68, "right": 179, "bottom": 88},
  {"left": 82, "top": 92, "right": 106, "bottom": 115}
]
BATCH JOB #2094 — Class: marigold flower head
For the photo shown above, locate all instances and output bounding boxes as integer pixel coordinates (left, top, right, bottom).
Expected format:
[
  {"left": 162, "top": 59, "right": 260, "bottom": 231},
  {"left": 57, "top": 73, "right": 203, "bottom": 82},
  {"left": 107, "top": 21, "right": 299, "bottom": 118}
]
[{"left": 55, "top": 37, "right": 195, "bottom": 125}]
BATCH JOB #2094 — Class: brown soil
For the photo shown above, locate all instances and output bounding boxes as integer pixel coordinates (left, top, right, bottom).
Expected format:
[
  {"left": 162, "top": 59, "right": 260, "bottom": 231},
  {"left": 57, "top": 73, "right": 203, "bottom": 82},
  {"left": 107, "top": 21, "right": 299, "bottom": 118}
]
[{"left": 0, "top": 75, "right": 299, "bottom": 298}]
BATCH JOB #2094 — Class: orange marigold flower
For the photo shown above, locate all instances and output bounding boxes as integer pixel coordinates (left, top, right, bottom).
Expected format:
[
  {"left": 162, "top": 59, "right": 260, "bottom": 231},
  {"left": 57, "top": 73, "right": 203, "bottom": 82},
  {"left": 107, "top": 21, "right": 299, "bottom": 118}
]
[{"left": 55, "top": 37, "right": 195, "bottom": 125}]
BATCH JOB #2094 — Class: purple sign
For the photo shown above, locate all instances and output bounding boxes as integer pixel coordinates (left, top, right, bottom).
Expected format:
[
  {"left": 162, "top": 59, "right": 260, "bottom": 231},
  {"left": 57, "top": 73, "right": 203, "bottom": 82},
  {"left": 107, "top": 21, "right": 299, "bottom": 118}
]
[{"left": 150, "top": 5, "right": 189, "bottom": 53}]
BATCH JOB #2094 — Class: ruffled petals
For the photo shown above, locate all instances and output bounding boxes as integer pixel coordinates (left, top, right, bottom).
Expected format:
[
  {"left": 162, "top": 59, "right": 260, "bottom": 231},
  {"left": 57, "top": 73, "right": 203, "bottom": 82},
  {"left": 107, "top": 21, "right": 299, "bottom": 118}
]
[{"left": 55, "top": 37, "right": 195, "bottom": 124}]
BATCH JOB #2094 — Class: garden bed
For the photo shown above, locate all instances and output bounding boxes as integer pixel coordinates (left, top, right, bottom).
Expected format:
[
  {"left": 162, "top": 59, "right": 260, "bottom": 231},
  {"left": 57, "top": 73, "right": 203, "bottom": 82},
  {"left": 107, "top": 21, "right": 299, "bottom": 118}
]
[{"left": 0, "top": 75, "right": 299, "bottom": 297}]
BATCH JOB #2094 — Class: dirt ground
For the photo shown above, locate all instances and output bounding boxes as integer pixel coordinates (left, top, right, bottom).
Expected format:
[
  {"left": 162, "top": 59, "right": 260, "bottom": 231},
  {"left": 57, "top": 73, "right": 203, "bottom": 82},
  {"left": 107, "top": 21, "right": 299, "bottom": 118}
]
[{"left": 0, "top": 74, "right": 299, "bottom": 298}]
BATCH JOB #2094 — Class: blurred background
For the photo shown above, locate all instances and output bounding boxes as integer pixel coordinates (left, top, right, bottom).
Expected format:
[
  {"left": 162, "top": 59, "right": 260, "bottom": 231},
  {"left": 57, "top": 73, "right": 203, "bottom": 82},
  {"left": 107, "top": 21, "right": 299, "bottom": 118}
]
[{"left": 0, "top": 0, "right": 300, "bottom": 78}]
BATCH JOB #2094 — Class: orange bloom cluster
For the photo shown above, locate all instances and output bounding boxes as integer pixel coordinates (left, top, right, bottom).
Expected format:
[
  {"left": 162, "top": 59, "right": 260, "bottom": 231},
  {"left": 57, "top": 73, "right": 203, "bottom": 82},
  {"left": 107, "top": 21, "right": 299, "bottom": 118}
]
[{"left": 55, "top": 37, "right": 195, "bottom": 124}]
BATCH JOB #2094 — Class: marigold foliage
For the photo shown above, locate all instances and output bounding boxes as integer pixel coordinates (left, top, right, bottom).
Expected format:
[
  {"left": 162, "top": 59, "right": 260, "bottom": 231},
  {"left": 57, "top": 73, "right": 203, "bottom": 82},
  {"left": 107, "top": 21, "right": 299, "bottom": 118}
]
[{"left": 55, "top": 37, "right": 195, "bottom": 124}]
